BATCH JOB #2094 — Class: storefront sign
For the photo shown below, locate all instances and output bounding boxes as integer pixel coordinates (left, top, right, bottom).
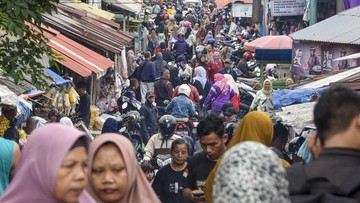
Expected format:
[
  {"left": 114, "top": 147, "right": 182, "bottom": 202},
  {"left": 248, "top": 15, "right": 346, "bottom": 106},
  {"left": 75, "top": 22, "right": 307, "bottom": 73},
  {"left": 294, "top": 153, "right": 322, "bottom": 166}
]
[
  {"left": 271, "top": 0, "right": 305, "bottom": 16},
  {"left": 232, "top": 3, "right": 252, "bottom": 17}
]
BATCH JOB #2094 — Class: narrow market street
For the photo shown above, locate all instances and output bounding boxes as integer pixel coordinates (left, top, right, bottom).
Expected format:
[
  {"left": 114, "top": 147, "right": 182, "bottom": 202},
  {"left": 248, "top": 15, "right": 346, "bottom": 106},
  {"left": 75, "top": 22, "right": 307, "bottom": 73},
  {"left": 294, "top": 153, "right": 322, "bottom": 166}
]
[{"left": 1, "top": 0, "right": 360, "bottom": 202}]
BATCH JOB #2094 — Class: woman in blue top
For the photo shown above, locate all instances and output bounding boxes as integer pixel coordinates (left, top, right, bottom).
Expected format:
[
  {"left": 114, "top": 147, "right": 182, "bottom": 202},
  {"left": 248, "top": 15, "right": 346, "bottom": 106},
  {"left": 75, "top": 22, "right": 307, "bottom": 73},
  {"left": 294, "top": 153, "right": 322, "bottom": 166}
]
[{"left": 0, "top": 137, "right": 20, "bottom": 196}]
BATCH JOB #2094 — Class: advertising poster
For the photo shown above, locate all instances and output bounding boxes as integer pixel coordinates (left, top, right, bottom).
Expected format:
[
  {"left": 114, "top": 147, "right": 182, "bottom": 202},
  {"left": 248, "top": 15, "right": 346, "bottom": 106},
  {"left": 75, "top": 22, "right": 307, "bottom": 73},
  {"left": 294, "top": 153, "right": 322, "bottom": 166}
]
[
  {"left": 292, "top": 41, "right": 360, "bottom": 76},
  {"left": 231, "top": 3, "right": 253, "bottom": 18}
]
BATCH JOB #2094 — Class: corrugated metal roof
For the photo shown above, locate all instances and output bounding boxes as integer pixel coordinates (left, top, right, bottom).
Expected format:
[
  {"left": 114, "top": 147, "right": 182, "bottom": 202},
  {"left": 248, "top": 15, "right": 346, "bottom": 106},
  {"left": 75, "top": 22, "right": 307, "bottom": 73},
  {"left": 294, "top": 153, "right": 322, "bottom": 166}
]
[
  {"left": 64, "top": 2, "right": 116, "bottom": 20},
  {"left": 43, "top": 4, "right": 134, "bottom": 54},
  {"left": 296, "top": 66, "right": 360, "bottom": 89},
  {"left": 42, "top": 25, "right": 114, "bottom": 78},
  {"left": 290, "top": 6, "right": 360, "bottom": 45}
]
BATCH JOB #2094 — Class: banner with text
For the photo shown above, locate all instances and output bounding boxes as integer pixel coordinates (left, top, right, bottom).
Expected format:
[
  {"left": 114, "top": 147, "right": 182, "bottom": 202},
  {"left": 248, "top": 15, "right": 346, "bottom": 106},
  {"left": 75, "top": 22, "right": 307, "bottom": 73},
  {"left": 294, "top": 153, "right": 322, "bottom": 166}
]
[{"left": 271, "top": 0, "right": 305, "bottom": 16}]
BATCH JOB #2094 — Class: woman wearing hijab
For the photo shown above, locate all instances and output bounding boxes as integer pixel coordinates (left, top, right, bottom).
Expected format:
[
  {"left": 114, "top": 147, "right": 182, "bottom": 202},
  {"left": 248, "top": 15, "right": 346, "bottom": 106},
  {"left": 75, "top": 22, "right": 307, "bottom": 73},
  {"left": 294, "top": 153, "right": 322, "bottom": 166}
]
[
  {"left": 213, "top": 141, "right": 290, "bottom": 203},
  {"left": 101, "top": 117, "right": 120, "bottom": 134},
  {"left": 86, "top": 134, "right": 160, "bottom": 203},
  {"left": 126, "top": 50, "right": 138, "bottom": 79},
  {"left": 154, "top": 52, "right": 168, "bottom": 78},
  {"left": 192, "top": 66, "right": 211, "bottom": 106},
  {"left": 203, "top": 30, "right": 213, "bottom": 45},
  {"left": 204, "top": 111, "right": 274, "bottom": 203},
  {"left": 250, "top": 79, "right": 273, "bottom": 112},
  {"left": 59, "top": 117, "right": 74, "bottom": 127},
  {"left": 196, "top": 26, "right": 206, "bottom": 46},
  {"left": 224, "top": 74, "right": 240, "bottom": 112},
  {"left": 207, "top": 52, "right": 224, "bottom": 84},
  {"left": 203, "top": 73, "right": 234, "bottom": 116},
  {"left": 0, "top": 124, "right": 94, "bottom": 203}
]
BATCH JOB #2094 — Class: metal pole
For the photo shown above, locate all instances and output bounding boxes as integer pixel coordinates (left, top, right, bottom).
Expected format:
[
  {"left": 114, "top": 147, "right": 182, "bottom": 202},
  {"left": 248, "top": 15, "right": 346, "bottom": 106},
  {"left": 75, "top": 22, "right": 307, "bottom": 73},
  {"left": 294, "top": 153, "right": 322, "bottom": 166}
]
[
  {"left": 260, "top": 63, "right": 264, "bottom": 88},
  {"left": 310, "top": 0, "right": 317, "bottom": 25}
]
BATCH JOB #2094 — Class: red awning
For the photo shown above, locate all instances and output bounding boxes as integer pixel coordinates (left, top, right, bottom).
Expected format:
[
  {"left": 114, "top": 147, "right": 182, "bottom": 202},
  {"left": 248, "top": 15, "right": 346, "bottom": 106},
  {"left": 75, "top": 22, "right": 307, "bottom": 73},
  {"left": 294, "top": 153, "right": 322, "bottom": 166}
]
[
  {"left": 217, "top": 0, "right": 253, "bottom": 9},
  {"left": 43, "top": 26, "right": 114, "bottom": 78}
]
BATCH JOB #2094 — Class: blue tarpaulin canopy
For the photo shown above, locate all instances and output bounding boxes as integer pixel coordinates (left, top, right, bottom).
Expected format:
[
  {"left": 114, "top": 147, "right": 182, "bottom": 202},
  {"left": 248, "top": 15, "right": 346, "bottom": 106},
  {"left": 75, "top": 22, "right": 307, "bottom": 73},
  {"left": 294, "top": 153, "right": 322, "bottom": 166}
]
[
  {"left": 45, "top": 68, "right": 72, "bottom": 86},
  {"left": 272, "top": 88, "right": 326, "bottom": 110}
]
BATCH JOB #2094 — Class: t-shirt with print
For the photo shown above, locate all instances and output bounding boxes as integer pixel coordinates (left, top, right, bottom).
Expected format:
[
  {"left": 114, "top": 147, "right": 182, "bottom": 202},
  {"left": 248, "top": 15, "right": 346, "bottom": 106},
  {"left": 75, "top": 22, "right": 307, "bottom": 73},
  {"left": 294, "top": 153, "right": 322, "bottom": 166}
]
[
  {"left": 182, "top": 151, "right": 216, "bottom": 190},
  {"left": 152, "top": 164, "right": 188, "bottom": 203}
]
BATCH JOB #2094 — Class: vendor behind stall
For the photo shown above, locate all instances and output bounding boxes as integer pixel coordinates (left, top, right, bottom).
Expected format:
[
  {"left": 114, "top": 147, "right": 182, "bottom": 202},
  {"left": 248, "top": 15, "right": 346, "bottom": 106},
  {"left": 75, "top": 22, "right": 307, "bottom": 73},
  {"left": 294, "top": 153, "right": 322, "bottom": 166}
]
[
  {"left": 75, "top": 82, "right": 90, "bottom": 128},
  {"left": 2, "top": 105, "right": 19, "bottom": 144}
]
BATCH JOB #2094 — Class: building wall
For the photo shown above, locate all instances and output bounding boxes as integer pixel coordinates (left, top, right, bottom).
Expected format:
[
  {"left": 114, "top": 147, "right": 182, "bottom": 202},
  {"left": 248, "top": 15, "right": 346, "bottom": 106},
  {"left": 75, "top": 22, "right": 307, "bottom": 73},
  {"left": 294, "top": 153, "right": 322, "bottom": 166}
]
[{"left": 291, "top": 41, "right": 360, "bottom": 76}]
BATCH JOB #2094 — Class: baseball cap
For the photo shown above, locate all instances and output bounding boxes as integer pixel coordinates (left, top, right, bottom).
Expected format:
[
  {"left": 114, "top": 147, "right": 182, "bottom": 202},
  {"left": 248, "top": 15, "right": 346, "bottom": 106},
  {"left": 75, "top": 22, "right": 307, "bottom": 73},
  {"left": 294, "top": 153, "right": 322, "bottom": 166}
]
[
  {"left": 224, "top": 107, "right": 238, "bottom": 116},
  {"left": 145, "top": 91, "right": 155, "bottom": 98}
]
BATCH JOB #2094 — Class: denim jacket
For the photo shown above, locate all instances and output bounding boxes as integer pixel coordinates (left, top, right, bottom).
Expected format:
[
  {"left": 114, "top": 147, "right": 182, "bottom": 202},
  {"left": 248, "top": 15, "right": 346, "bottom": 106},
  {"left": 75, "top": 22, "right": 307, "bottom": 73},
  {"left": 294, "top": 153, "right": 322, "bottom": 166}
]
[{"left": 165, "top": 95, "right": 195, "bottom": 118}]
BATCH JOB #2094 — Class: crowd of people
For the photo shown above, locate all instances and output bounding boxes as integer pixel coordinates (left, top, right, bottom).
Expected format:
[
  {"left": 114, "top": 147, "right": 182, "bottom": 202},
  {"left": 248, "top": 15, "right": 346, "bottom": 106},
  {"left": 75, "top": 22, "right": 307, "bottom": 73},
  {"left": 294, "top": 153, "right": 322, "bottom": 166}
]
[
  {"left": 1, "top": 0, "right": 359, "bottom": 203},
  {"left": 2, "top": 86, "right": 360, "bottom": 203}
]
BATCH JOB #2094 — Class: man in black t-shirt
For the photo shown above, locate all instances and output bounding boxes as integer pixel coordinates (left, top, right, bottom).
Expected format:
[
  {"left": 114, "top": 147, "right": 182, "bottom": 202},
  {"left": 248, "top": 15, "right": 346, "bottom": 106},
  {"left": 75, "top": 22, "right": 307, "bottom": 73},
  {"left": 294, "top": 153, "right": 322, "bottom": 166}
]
[
  {"left": 182, "top": 115, "right": 228, "bottom": 202},
  {"left": 76, "top": 81, "right": 91, "bottom": 128}
]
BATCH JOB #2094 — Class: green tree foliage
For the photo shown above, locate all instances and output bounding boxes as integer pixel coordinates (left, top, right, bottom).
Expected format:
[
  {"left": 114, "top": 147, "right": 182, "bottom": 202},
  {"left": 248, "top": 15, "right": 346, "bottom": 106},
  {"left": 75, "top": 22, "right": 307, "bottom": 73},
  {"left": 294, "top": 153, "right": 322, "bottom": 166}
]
[{"left": 0, "top": 0, "right": 58, "bottom": 88}]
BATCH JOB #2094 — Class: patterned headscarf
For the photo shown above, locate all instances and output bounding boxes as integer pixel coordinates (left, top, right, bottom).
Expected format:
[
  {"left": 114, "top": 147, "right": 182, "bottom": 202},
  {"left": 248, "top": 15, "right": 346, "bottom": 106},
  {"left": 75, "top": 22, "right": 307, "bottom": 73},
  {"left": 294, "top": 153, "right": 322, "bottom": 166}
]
[
  {"left": 213, "top": 141, "right": 290, "bottom": 203},
  {"left": 205, "top": 111, "right": 274, "bottom": 202}
]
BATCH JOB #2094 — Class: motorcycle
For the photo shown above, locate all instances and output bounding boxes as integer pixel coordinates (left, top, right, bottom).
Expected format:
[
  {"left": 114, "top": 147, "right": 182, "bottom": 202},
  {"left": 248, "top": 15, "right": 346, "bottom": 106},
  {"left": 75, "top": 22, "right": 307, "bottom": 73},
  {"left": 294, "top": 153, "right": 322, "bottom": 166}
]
[
  {"left": 117, "top": 96, "right": 141, "bottom": 115},
  {"left": 118, "top": 111, "right": 145, "bottom": 162},
  {"left": 70, "top": 116, "right": 95, "bottom": 140}
]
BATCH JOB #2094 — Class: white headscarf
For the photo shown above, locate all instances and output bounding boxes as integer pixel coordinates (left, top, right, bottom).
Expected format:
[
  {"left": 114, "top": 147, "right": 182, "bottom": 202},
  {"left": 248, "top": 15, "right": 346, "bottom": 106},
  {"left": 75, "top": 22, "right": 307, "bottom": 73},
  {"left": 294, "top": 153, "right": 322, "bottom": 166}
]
[
  {"left": 224, "top": 74, "right": 239, "bottom": 95},
  {"left": 193, "top": 66, "right": 207, "bottom": 88},
  {"left": 59, "top": 117, "right": 74, "bottom": 127}
]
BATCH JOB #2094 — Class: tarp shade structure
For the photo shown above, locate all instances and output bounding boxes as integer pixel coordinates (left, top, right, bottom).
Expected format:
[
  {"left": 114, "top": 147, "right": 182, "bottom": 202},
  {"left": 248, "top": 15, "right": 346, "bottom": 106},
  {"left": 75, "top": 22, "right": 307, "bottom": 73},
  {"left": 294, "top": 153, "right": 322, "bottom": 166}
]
[
  {"left": 44, "top": 68, "right": 72, "bottom": 86},
  {"left": 64, "top": 1, "right": 116, "bottom": 20},
  {"left": 245, "top": 35, "right": 293, "bottom": 52},
  {"left": 0, "top": 84, "right": 20, "bottom": 106},
  {"left": 104, "top": 0, "right": 143, "bottom": 14},
  {"left": 42, "top": 26, "right": 114, "bottom": 78},
  {"left": 20, "top": 89, "right": 46, "bottom": 99},
  {"left": 217, "top": 0, "right": 253, "bottom": 9},
  {"left": 255, "top": 49, "right": 292, "bottom": 62}
]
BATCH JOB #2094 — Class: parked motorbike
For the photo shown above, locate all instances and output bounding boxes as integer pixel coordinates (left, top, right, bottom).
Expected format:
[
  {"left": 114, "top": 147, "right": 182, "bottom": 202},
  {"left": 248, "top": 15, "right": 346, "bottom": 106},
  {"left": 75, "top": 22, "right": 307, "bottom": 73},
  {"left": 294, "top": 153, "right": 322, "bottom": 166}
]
[
  {"left": 118, "top": 111, "right": 145, "bottom": 162},
  {"left": 117, "top": 96, "right": 141, "bottom": 115},
  {"left": 70, "top": 116, "right": 94, "bottom": 140}
]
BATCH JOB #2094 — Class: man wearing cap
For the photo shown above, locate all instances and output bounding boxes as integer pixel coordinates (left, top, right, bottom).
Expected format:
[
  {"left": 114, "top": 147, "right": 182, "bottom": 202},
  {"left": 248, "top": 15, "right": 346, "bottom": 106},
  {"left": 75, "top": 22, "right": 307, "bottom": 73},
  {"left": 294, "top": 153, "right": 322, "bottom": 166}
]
[
  {"left": 139, "top": 91, "right": 159, "bottom": 142},
  {"left": 223, "top": 107, "right": 240, "bottom": 144},
  {"left": 218, "top": 59, "right": 237, "bottom": 82},
  {"left": 176, "top": 55, "right": 193, "bottom": 82}
]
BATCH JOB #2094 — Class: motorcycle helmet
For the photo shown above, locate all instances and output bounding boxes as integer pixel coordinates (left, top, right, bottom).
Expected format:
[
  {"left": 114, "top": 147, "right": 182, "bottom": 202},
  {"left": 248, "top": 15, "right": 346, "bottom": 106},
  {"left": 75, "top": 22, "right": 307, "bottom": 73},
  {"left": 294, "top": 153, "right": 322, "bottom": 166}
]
[
  {"left": 196, "top": 45, "right": 205, "bottom": 53},
  {"left": 243, "top": 52, "right": 253, "bottom": 60},
  {"left": 123, "top": 111, "right": 141, "bottom": 126},
  {"left": 178, "top": 84, "right": 191, "bottom": 97},
  {"left": 158, "top": 115, "right": 177, "bottom": 139}
]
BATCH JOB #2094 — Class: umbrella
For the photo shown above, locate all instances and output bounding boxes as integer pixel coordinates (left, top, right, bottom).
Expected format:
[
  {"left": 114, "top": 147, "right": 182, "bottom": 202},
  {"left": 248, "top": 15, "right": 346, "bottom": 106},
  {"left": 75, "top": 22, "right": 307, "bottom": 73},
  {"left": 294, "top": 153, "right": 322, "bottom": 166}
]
[{"left": 245, "top": 35, "right": 293, "bottom": 52}]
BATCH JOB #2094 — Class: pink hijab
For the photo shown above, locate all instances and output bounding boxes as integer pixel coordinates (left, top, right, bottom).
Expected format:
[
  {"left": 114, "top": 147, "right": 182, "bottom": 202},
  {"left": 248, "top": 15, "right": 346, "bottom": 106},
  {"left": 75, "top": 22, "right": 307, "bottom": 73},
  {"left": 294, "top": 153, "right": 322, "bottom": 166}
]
[
  {"left": 86, "top": 134, "right": 160, "bottom": 203},
  {"left": 214, "top": 73, "right": 230, "bottom": 95},
  {"left": 0, "top": 124, "right": 94, "bottom": 203},
  {"left": 211, "top": 51, "right": 221, "bottom": 64}
]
